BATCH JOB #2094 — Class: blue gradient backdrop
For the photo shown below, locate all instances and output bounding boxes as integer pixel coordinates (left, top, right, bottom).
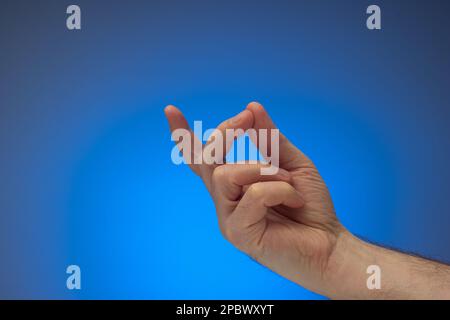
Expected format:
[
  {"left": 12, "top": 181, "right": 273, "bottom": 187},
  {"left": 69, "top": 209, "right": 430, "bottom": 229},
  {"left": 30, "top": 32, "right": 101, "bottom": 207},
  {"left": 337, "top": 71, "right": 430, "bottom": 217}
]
[{"left": 1, "top": 0, "right": 449, "bottom": 299}]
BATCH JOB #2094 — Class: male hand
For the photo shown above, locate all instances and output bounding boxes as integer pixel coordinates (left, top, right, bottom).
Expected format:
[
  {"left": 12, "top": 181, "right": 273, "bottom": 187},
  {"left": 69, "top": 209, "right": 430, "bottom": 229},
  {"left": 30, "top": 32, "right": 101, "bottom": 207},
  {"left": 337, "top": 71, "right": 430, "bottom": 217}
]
[
  {"left": 165, "top": 101, "right": 450, "bottom": 299},
  {"left": 165, "top": 102, "right": 344, "bottom": 296}
]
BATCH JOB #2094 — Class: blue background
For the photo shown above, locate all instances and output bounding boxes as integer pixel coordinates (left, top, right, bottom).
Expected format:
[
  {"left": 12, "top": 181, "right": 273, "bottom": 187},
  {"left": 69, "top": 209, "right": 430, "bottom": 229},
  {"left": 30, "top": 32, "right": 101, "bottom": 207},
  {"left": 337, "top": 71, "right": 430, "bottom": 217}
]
[{"left": 1, "top": 0, "right": 449, "bottom": 299}]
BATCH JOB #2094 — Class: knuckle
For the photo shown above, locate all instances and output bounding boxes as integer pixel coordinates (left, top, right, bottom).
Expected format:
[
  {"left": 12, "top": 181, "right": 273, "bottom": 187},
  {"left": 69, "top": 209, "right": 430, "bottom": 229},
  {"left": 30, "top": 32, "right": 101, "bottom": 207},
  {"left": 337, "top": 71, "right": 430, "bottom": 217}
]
[
  {"left": 247, "top": 182, "right": 266, "bottom": 199},
  {"left": 211, "top": 165, "right": 228, "bottom": 184}
]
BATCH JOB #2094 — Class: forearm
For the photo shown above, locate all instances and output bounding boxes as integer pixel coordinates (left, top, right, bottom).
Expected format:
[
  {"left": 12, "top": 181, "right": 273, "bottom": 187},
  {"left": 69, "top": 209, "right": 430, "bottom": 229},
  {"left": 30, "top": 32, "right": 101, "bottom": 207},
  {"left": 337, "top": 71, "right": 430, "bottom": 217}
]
[{"left": 322, "top": 231, "right": 450, "bottom": 299}]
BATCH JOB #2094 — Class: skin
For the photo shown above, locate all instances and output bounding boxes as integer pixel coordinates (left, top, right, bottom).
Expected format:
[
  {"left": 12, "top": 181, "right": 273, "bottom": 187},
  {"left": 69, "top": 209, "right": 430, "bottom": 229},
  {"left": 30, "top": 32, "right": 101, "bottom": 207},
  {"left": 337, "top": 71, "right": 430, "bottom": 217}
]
[{"left": 164, "top": 101, "right": 450, "bottom": 299}]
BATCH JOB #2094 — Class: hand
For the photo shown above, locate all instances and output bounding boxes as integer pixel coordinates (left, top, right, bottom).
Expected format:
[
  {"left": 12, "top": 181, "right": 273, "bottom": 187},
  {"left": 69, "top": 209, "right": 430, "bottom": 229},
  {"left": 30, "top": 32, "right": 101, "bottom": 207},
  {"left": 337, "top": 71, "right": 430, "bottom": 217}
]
[
  {"left": 165, "top": 101, "right": 450, "bottom": 299},
  {"left": 165, "top": 102, "right": 345, "bottom": 295}
]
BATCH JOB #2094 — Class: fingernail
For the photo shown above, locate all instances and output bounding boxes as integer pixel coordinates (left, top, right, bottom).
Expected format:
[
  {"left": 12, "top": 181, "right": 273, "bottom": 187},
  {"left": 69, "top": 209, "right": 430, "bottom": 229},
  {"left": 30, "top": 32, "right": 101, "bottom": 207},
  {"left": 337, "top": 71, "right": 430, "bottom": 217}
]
[
  {"left": 247, "top": 101, "right": 262, "bottom": 110},
  {"left": 230, "top": 110, "right": 245, "bottom": 124},
  {"left": 164, "top": 105, "right": 175, "bottom": 114}
]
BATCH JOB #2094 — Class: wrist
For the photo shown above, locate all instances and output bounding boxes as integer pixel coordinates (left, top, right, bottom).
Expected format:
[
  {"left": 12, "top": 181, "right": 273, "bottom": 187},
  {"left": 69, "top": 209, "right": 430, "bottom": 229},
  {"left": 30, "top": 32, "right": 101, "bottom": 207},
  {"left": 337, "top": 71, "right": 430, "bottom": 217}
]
[
  {"left": 321, "top": 230, "right": 376, "bottom": 299},
  {"left": 321, "top": 229, "right": 450, "bottom": 299}
]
